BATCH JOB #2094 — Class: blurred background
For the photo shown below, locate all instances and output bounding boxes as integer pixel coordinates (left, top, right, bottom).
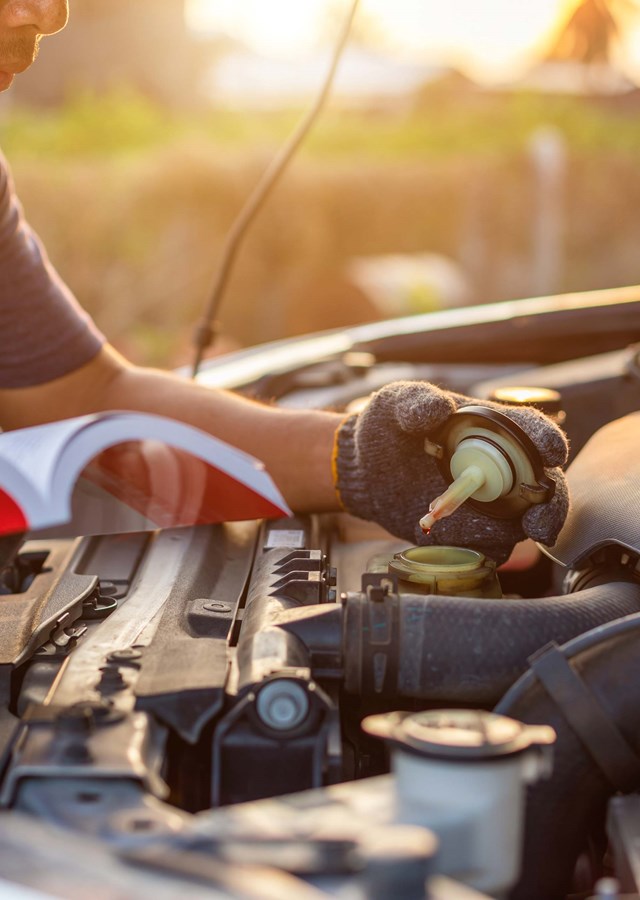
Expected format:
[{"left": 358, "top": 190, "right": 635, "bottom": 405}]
[{"left": 3, "top": 0, "right": 640, "bottom": 367}]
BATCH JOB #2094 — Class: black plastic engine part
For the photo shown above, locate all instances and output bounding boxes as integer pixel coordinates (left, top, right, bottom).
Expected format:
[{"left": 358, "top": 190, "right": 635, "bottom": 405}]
[
  {"left": 210, "top": 521, "right": 339, "bottom": 806},
  {"left": 607, "top": 794, "right": 640, "bottom": 894},
  {"left": 211, "top": 672, "right": 334, "bottom": 806},
  {"left": 495, "top": 605, "right": 640, "bottom": 900}
]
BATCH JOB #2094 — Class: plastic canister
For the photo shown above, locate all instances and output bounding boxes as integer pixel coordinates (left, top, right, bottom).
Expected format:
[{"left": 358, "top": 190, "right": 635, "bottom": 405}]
[
  {"left": 388, "top": 545, "right": 502, "bottom": 599},
  {"left": 363, "top": 709, "right": 555, "bottom": 898}
]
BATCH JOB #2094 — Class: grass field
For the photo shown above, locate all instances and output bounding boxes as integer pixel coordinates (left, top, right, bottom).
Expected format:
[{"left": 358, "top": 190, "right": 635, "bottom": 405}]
[
  {"left": 2, "top": 88, "right": 640, "bottom": 366},
  {"left": 5, "top": 87, "right": 640, "bottom": 161}
]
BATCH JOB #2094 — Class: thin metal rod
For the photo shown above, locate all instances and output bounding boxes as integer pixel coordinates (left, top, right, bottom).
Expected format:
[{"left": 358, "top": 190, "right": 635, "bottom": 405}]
[{"left": 191, "top": 0, "right": 361, "bottom": 378}]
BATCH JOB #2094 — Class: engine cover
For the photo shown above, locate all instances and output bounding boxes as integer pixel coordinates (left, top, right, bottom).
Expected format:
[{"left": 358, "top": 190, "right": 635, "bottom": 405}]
[{"left": 544, "top": 412, "right": 640, "bottom": 568}]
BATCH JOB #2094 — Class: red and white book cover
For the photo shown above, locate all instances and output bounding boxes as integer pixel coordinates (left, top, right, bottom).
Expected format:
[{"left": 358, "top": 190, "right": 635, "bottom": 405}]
[{"left": 0, "top": 412, "right": 291, "bottom": 537}]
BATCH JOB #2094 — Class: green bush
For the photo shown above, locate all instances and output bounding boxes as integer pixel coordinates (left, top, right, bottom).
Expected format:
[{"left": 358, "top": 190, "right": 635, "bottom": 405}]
[{"left": 4, "top": 87, "right": 640, "bottom": 162}]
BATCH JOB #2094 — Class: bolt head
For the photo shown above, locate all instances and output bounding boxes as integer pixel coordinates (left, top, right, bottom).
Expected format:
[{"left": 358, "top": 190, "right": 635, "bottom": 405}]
[{"left": 256, "top": 680, "right": 310, "bottom": 732}]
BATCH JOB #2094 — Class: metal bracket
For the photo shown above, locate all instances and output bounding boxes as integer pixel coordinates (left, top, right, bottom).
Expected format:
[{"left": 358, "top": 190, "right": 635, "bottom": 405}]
[
  {"left": 361, "top": 573, "right": 398, "bottom": 603},
  {"left": 519, "top": 480, "right": 554, "bottom": 505}
]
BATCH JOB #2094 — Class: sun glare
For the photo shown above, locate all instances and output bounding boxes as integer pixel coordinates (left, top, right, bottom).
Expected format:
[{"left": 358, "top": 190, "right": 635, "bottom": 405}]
[{"left": 187, "top": 0, "right": 581, "bottom": 77}]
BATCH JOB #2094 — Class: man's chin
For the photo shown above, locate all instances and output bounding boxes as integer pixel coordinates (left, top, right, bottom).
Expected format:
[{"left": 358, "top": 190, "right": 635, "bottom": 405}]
[{"left": 0, "top": 72, "right": 16, "bottom": 91}]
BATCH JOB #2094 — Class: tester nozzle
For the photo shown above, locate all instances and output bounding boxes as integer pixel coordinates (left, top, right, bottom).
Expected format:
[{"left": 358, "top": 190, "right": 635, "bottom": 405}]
[{"left": 420, "top": 465, "right": 485, "bottom": 533}]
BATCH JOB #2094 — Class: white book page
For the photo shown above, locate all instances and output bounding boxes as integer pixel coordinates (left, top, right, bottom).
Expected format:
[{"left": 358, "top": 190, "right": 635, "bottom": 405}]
[
  {"left": 0, "top": 411, "right": 291, "bottom": 533},
  {"left": 52, "top": 413, "right": 288, "bottom": 508},
  {"left": 0, "top": 415, "right": 99, "bottom": 518}
]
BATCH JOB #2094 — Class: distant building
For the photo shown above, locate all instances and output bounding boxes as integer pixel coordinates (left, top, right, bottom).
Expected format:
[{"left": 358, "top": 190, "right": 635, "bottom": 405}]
[
  {"left": 514, "top": 60, "right": 635, "bottom": 95},
  {"left": 11, "top": 0, "right": 207, "bottom": 108},
  {"left": 206, "top": 46, "right": 452, "bottom": 109}
]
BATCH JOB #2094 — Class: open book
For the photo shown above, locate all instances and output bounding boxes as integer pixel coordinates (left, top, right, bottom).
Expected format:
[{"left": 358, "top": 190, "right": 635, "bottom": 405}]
[{"left": 0, "top": 412, "right": 291, "bottom": 537}]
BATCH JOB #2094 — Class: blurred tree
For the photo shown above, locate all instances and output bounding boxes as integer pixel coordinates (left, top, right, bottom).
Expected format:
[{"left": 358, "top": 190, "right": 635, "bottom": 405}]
[{"left": 545, "top": 0, "right": 638, "bottom": 65}]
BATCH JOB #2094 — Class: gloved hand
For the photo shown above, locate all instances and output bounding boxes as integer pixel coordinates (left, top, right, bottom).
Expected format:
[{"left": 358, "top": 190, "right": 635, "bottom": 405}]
[{"left": 334, "top": 381, "right": 570, "bottom": 566}]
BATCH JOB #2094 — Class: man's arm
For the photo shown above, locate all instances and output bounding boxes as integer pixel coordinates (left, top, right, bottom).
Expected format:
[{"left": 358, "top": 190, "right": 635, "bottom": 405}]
[
  {"left": 0, "top": 151, "right": 342, "bottom": 514},
  {"left": 0, "top": 345, "right": 572, "bottom": 562},
  {"left": 0, "top": 344, "right": 343, "bottom": 513}
]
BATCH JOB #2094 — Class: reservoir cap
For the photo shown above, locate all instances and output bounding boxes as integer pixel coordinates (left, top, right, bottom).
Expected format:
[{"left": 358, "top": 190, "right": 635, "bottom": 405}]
[
  {"left": 363, "top": 709, "right": 555, "bottom": 762},
  {"left": 430, "top": 405, "right": 555, "bottom": 519}
]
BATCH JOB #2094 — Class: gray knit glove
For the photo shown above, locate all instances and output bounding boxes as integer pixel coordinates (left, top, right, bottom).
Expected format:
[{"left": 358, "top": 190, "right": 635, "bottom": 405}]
[{"left": 334, "top": 381, "right": 569, "bottom": 566}]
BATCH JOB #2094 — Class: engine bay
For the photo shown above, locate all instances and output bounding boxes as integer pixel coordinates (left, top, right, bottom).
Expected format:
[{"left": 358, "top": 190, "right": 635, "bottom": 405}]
[{"left": 3, "top": 292, "right": 640, "bottom": 899}]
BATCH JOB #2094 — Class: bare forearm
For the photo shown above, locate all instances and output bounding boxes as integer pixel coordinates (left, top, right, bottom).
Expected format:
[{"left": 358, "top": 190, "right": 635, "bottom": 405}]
[
  {"left": 100, "top": 367, "right": 342, "bottom": 511},
  {"left": 0, "top": 347, "right": 343, "bottom": 512}
]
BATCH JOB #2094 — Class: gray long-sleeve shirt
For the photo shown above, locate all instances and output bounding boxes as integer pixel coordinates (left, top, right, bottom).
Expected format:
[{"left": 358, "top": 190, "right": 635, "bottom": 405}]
[{"left": 0, "top": 153, "right": 104, "bottom": 388}]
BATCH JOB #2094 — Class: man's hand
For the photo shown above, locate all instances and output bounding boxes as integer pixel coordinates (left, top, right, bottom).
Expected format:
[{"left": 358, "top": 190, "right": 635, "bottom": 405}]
[{"left": 334, "top": 381, "right": 570, "bottom": 566}]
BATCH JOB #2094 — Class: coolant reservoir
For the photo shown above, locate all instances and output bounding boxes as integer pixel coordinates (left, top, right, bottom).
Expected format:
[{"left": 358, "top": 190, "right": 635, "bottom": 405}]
[
  {"left": 421, "top": 405, "right": 555, "bottom": 532},
  {"left": 363, "top": 709, "right": 556, "bottom": 898},
  {"left": 388, "top": 545, "right": 501, "bottom": 598}
]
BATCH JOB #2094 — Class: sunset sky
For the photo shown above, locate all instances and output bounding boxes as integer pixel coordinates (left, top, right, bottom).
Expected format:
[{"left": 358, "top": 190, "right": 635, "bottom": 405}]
[{"left": 185, "top": 0, "right": 640, "bottom": 80}]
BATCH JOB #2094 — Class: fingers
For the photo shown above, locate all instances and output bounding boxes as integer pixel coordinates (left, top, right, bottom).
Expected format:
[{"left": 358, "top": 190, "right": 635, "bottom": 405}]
[
  {"left": 368, "top": 383, "right": 569, "bottom": 467},
  {"left": 369, "top": 381, "right": 457, "bottom": 434},
  {"left": 481, "top": 401, "right": 569, "bottom": 468},
  {"left": 522, "top": 468, "right": 570, "bottom": 545}
]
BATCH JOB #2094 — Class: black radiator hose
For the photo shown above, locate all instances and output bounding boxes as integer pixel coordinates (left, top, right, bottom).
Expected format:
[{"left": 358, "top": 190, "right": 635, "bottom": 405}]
[
  {"left": 495, "top": 605, "right": 640, "bottom": 900},
  {"left": 343, "top": 582, "right": 640, "bottom": 705}
]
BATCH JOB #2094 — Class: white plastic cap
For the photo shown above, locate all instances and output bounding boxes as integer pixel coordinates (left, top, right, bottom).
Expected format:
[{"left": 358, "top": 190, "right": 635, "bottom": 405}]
[{"left": 450, "top": 437, "right": 514, "bottom": 502}]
